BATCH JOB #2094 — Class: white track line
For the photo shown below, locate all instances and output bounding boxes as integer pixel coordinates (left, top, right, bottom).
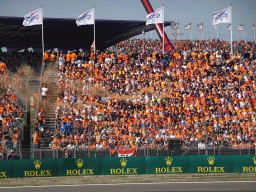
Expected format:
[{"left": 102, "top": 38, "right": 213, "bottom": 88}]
[{"left": 1, "top": 181, "right": 256, "bottom": 188}]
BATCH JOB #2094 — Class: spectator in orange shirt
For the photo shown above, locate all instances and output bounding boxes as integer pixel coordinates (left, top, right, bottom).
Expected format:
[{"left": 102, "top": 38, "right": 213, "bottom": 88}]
[
  {"left": 71, "top": 51, "right": 77, "bottom": 65},
  {"left": 66, "top": 51, "right": 72, "bottom": 65},
  {"left": 43, "top": 50, "right": 49, "bottom": 66},
  {"left": 0, "top": 61, "right": 6, "bottom": 75},
  {"left": 50, "top": 51, "right": 56, "bottom": 62}
]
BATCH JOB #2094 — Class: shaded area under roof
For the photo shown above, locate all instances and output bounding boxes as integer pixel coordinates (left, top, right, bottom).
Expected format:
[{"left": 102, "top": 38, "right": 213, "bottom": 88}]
[{"left": 0, "top": 16, "right": 173, "bottom": 51}]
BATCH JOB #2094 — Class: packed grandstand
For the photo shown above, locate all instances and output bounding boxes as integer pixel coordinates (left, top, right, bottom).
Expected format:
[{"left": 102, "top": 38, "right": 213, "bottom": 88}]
[{"left": 1, "top": 38, "right": 256, "bottom": 159}]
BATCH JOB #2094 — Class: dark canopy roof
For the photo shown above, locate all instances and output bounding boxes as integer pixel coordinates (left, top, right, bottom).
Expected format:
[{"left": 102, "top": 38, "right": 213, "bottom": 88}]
[{"left": 0, "top": 16, "right": 173, "bottom": 51}]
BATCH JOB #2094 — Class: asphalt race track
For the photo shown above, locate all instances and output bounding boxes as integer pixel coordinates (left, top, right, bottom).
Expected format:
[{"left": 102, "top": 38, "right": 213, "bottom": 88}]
[{"left": 1, "top": 181, "right": 256, "bottom": 192}]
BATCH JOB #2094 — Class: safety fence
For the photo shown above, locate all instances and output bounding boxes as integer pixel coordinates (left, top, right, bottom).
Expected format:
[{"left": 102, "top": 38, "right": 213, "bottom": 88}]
[
  {"left": 1, "top": 155, "right": 256, "bottom": 178},
  {"left": 30, "top": 147, "right": 256, "bottom": 159}
]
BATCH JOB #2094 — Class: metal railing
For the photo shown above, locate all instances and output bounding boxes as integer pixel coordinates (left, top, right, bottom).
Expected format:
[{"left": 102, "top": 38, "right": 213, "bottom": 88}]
[
  {"left": 0, "top": 141, "right": 21, "bottom": 160},
  {"left": 29, "top": 146, "right": 256, "bottom": 159}
]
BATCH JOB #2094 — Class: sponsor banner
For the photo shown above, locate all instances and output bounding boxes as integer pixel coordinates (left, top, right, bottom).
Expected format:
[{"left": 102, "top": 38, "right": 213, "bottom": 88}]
[
  {"left": 15, "top": 159, "right": 59, "bottom": 178},
  {"left": 146, "top": 156, "right": 190, "bottom": 174},
  {"left": 233, "top": 155, "right": 256, "bottom": 173},
  {"left": 76, "top": 8, "right": 95, "bottom": 26},
  {"left": 23, "top": 8, "right": 43, "bottom": 26},
  {"left": 101, "top": 157, "right": 146, "bottom": 175},
  {"left": 146, "top": 6, "right": 163, "bottom": 26},
  {"left": 190, "top": 156, "right": 233, "bottom": 173},
  {"left": 212, "top": 6, "right": 231, "bottom": 25},
  {"left": 58, "top": 157, "right": 102, "bottom": 176},
  {"left": 0, "top": 160, "right": 15, "bottom": 178}
]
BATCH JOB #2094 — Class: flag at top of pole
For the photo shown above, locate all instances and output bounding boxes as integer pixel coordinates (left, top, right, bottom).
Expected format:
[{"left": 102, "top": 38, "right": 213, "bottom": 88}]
[
  {"left": 184, "top": 23, "right": 191, "bottom": 30},
  {"left": 146, "top": 6, "right": 163, "bottom": 25},
  {"left": 238, "top": 24, "right": 244, "bottom": 31},
  {"left": 197, "top": 23, "right": 203, "bottom": 30},
  {"left": 213, "top": 25, "right": 218, "bottom": 30},
  {"left": 253, "top": 25, "right": 255, "bottom": 31},
  {"left": 23, "top": 8, "right": 43, "bottom": 26},
  {"left": 212, "top": 6, "right": 231, "bottom": 25},
  {"left": 76, "top": 8, "right": 95, "bottom": 26},
  {"left": 227, "top": 24, "right": 232, "bottom": 31}
]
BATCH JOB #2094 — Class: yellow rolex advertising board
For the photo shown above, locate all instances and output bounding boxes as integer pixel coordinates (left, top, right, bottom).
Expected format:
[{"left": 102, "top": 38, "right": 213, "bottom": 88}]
[
  {"left": 146, "top": 156, "right": 190, "bottom": 174},
  {"left": 101, "top": 157, "right": 146, "bottom": 175},
  {"left": 15, "top": 159, "right": 59, "bottom": 178},
  {"left": 233, "top": 155, "right": 256, "bottom": 173},
  {"left": 0, "top": 160, "right": 15, "bottom": 178},
  {"left": 189, "top": 156, "right": 233, "bottom": 173},
  {"left": 58, "top": 157, "right": 102, "bottom": 176}
]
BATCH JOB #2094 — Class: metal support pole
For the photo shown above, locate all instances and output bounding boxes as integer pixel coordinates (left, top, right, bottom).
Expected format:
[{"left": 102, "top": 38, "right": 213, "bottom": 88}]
[
  {"left": 88, "top": 122, "right": 90, "bottom": 157},
  {"left": 205, "top": 121, "right": 208, "bottom": 156},
  {"left": 162, "top": 4, "right": 164, "bottom": 54},
  {"left": 147, "top": 125, "right": 149, "bottom": 156},
  {"left": 230, "top": 4, "right": 233, "bottom": 56}
]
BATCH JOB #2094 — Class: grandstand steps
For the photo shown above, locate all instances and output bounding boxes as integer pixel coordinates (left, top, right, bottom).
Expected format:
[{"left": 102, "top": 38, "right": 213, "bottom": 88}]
[{"left": 39, "top": 66, "right": 58, "bottom": 149}]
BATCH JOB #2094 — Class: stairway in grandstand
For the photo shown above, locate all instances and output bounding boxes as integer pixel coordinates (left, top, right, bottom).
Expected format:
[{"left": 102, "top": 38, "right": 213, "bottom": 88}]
[{"left": 39, "top": 65, "right": 58, "bottom": 148}]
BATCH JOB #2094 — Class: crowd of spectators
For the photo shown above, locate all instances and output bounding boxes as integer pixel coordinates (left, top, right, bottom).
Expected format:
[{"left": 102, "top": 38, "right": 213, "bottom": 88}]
[
  {"left": 0, "top": 73, "right": 23, "bottom": 159},
  {"left": 34, "top": 38, "right": 256, "bottom": 152}
]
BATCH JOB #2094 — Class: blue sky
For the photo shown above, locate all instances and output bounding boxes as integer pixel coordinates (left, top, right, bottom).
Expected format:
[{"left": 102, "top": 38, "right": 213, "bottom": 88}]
[{"left": 0, "top": 0, "right": 255, "bottom": 42}]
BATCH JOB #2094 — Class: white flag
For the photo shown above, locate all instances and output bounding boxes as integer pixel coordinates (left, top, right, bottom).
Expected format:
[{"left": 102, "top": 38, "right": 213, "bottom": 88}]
[
  {"left": 213, "top": 25, "right": 218, "bottom": 30},
  {"left": 184, "top": 23, "right": 191, "bottom": 30},
  {"left": 253, "top": 25, "right": 255, "bottom": 31},
  {"left": 146, "top": 7, "right": 163, "bottom": 26},
  {"left": 212, "top": 6, "right": 231, "bottom": 25},
  {"left": 76, "top": 8, "right": 95, "bottom": 26},
  {"left": 197, "top": 23, "right": 203, "bottom": 30},
  {"left": 238, "top": 24, "right": 244, "bottom": 31},
  {"left": 23, "top": 8, "right": 43, "bottom": 26},
  {"left": 227, "top": 24, "right": 231, "bottom": 31}
]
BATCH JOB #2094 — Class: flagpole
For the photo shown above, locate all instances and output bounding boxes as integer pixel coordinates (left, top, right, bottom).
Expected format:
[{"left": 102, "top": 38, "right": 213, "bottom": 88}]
[
  {"left": 178, "top": 24, "right": 179, "bottom": 40},
  {"left": 202, "top": 29, "right": 203, "bottom": 40},
  {"left": 41, "top": 6, "right": 44, "bottom": 60},
  {"left": 237, "top": 26, "right": 238, "bottom": 41},
  {"left": 230, "top": 4, "right": 233, "bottom": 56},
  {"left": 37, "top": 6, "right": 44, "bottom": 123},
  {"left": 191, "top": 25, "right": 192, "bottom": 41},
  {"left": 93, "top": 6, "right": 96, "bottom": 55},
  {"left": 243, "top": 29, "right": 244, "bottom": 40},
  {"left": 162, "top": 4, "right": 164, "bottom": 54},
  {"left": 217, "top": 28, "right": 218, "bottom": 39}
]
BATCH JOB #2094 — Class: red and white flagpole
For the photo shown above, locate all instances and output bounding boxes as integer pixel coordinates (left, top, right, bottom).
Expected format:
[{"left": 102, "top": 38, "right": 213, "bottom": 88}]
[
  {"left": 230, "top": 4, "right": 233, "bottom": 55},
  {"left": 162, "top": 4, "right": 164, "bottom": 54},
  {"left": 93, "top": 6, "right": 96, "bottom": 54}
]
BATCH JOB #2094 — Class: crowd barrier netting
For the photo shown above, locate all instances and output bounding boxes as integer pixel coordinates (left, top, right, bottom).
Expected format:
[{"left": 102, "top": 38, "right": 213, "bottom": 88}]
[{"left": 1, "top": 155, "right": 256, "bottom": 178}]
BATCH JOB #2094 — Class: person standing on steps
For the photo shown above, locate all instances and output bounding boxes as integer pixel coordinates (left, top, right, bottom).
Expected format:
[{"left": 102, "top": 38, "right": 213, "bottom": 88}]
[{"left": 41, "top": 84, "right": 48, "bottom": 107}]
